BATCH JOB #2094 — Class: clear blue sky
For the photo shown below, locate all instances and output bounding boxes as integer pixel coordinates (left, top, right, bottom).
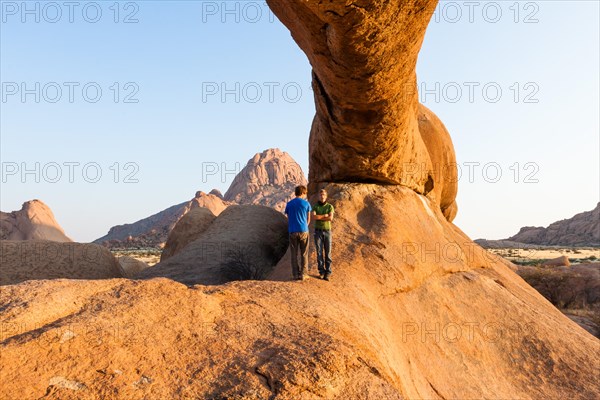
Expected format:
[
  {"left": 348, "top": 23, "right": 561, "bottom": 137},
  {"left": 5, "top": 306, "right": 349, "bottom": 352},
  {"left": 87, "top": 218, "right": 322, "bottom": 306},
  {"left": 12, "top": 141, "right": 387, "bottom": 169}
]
[{"left": 1, "top": 1, "right": 598, "bottom": 242}]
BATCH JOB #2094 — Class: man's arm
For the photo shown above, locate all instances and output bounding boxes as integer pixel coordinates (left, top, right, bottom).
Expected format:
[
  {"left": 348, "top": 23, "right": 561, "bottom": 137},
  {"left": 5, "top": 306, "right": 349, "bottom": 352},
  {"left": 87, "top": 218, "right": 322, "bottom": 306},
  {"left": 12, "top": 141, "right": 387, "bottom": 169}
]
[
  {"left": 321, "top": 206, "right": 334, "bottom": 222},
  {"left": 313, "top": 212, "right": 328, "bottom": 221},
  {"left": 311, "top": 205, "right": 331, "bottom": 221}
]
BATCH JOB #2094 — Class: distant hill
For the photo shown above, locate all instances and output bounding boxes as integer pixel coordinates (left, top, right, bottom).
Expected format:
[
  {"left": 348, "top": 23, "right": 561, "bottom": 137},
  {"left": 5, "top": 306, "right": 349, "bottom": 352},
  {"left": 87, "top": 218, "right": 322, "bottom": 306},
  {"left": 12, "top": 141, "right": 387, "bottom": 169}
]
[
  {"left": 507, "top": 203, "right": 599, "bottom": 247},
  {"left": 0, "top": 200, "right": 72, "bottom": 242},
  {"left": 93, "top": 191, "right": 230, "bottom": 248},
  {"left": 94, "top": 148, "right": 307, "bottom": 248},
  {"left": 477, "top": 203, "right": 600, "bottom": 248}
]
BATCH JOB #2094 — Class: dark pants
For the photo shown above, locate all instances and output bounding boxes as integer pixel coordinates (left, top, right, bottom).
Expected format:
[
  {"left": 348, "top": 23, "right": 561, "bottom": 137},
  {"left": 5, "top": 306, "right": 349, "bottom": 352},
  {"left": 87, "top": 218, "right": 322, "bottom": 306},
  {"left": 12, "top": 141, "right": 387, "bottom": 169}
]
[
  {"left": 289, "top": 232, "right": 309, "bottom": 279},
  {"left": 314, "top": 229, "right": 332, "bottom": 276}
]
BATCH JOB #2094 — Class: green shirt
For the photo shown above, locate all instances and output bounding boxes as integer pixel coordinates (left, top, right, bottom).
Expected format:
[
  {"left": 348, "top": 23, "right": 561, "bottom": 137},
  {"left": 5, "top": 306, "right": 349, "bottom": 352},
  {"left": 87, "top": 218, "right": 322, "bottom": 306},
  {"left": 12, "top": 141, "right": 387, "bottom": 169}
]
[{"left": 312, "top": 202, "right": 334, "bottom": 231}]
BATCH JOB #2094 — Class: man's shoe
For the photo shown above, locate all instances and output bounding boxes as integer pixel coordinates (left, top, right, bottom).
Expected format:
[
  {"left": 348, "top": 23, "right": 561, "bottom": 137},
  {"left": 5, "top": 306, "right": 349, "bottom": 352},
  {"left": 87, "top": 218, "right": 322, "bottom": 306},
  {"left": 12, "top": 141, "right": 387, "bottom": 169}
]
[
  {"left": 301, "top": 275, "right": 308, "bottom": 281},
  {"left": 323, "top": 274, "right": 330, "bottom": 281},
  {"left": 319, "top": 274, "right": 324, "bottom": 279}
]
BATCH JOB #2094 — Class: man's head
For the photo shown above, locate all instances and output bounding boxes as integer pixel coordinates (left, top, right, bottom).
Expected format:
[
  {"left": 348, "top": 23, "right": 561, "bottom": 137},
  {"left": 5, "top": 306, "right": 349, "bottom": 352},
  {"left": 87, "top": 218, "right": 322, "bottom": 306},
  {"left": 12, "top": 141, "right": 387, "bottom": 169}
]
[
  {"left": 319, "top": 189, "right": 328, "bottom": 203},
  {"left": 295, "top": 185, "right": 308, "bottom": 198}
]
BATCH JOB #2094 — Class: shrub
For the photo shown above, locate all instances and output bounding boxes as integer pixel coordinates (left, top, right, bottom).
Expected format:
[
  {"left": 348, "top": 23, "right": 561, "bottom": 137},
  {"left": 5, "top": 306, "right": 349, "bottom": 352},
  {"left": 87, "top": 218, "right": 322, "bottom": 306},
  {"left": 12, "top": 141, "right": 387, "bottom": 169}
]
[
  {"left": 221, "top": 243, "right": 280, "bottom": 281},
  {"left": 518, "top": 265, "right": 600, "bottom": 310}
]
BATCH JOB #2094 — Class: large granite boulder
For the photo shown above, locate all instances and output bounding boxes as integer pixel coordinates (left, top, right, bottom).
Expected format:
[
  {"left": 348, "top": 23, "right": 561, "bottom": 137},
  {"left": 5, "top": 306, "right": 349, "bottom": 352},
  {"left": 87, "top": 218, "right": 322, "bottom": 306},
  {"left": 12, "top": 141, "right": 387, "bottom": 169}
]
[
  {"left": 160, "top": 207, "right": 217, "bottom": 261},
  {"left": 138, "top": 205, "right": 289, "bottom": 285},
  {"left": 0, "top": 240, "right": 122, "bottom": 285},
  {"left": 117, "top": 256, "right": 151, "bottom": 278},
  {"left": 417, "top": 104, "right": 459, "bottom": 221},
  {"left": 1, "top": 200, "right": 72, "bottom": 242}
]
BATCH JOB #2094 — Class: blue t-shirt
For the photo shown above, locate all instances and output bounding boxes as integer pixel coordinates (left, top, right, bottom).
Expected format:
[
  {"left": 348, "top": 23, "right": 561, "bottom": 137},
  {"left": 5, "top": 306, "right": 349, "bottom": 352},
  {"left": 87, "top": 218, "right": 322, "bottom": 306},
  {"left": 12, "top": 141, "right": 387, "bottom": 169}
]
[{"left": 284, "top": 197, "right": 311, "bottom": 233}]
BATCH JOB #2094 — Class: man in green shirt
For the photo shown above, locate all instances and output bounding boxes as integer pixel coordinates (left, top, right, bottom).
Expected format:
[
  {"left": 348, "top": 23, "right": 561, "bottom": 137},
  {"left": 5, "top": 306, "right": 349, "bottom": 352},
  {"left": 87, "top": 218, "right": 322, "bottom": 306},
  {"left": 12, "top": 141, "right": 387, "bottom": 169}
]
[{"left": 312, "top": 189, "right": 334, "bottom": 281}]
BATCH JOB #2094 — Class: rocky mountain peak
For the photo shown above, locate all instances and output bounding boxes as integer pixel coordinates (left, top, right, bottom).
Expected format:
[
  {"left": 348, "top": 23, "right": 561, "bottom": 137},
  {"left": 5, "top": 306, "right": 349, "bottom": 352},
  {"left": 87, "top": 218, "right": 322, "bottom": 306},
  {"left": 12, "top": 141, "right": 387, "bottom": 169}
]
[{"left": 224, "top": 148, "right": 307, "bottom": 210}]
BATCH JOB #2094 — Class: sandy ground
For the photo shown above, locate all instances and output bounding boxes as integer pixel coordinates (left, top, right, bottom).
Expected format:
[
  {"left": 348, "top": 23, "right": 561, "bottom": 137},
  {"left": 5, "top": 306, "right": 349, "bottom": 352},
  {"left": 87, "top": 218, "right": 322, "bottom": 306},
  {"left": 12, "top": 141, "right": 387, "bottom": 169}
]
[
  {"left": 488, "top": 247, "right": 599, "bottom": 264},
  {"left": 110, "top": 249, "right": 161, "bottom": 266},
  {"left": 114, "top": 247, "right": 599, "bottom": 268}
]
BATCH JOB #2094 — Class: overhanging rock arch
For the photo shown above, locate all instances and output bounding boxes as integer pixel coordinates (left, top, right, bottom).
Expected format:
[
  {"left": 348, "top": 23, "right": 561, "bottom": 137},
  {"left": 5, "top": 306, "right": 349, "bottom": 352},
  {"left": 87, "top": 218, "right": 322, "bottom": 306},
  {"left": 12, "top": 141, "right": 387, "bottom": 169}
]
[{"left": 266, "top": 0, "right": 458, "bottom": 221}]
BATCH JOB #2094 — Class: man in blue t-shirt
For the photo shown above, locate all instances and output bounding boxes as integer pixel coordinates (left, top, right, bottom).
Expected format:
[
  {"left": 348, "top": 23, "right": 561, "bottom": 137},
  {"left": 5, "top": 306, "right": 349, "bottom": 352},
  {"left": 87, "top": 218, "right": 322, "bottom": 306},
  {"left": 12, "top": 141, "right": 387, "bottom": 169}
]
[{"left": 284, "top": 185, "right": 312, "bottom": 281}]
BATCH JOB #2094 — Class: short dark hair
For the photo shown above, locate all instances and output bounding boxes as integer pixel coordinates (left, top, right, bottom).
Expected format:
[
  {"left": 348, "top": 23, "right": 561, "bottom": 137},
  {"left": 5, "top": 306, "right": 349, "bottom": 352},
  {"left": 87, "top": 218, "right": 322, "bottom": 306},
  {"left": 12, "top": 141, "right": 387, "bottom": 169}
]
[
  {"left": 295, "top": 185, "right": 307, "bottom": 196},
  {"left": 320, "top": 189, "right": 328, "bottom": 195}
]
